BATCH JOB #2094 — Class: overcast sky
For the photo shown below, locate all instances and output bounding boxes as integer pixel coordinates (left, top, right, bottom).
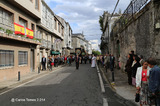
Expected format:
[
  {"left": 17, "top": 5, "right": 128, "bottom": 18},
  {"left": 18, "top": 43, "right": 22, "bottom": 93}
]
[{"left": 44, "top": 0, "right": 131, "bottom": 51}]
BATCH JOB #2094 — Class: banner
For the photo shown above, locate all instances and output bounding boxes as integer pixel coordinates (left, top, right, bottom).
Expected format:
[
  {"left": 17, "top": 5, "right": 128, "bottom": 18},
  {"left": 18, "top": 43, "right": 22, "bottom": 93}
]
[
  {"left": 75, "top": 48, "right": 81, "bottom": 56},
  {"left": 26, "top": 28, "right": 34, "bottom": 39},
  {"left": 14, "top": 23, "right": 25, "bottom": 35}
]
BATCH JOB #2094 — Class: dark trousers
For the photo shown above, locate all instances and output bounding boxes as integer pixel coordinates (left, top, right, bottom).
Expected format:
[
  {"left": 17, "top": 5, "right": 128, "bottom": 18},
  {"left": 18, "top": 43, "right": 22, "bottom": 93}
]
[
  {"left": 76, "top": 62, "right": 79, "bottom": 69},
  {"left": 97, "top": 60, "right": 100, "bottom": 65},
  {"left": 50, "top": 64, "right": 52, "bottom": 71},
  {"left": 54, "top": 62, "right": 58, "bottom": 67},
  {"left": 89, "top": 59, "right": 91, "bottom": 64},
  {"left": 105, "top": 65, "right": 108, "bottom": 73},
  {"left": 85, "top": 60, "right": 87, "bottom": 64},
  {"left": 42, "top": 63, "right": 46, "bottom": 70},
  {"left": 156, "top": 97, "right": 160, "bottom": 106},
  {"left": 127, "top": 71, "right": 132, "bottom": 85}
]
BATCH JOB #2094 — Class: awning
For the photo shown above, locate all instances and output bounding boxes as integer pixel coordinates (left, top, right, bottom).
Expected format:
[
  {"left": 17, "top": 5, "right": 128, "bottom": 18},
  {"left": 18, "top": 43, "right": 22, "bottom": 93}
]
[{"left": 51, "top": 51, "right": 60, "bottom": 55}]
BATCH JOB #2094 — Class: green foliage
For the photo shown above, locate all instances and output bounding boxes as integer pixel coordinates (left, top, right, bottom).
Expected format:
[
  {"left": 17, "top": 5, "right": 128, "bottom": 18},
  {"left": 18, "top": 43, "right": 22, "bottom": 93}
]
[
  {"left": 0, "top": 27, "right": 5, "bottom": 31},
  {"left": 99, "top": 15, "right": 104, "bottom": 33},
  {"left": 33, "top": 38, "right": 41, "bottom": 42},
  {"left": 6, "top": 29, "right": 14, "bottom": 35},
  {"left": 92, "top": 50, "right": 101, "bottom": 56}
]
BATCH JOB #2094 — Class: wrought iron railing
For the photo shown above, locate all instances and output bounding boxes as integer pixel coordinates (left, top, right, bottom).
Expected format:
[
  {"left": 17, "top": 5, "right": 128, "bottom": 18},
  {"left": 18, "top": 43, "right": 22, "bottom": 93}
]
[{"left": 114, "top": 0, "right": 151, "bottom": 33}]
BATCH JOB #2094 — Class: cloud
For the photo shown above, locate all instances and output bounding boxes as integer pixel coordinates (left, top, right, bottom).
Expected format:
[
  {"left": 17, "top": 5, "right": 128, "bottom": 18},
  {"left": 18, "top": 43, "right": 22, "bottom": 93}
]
[{"left": 44, "top": 0, "right": 131, "bottom": 51}]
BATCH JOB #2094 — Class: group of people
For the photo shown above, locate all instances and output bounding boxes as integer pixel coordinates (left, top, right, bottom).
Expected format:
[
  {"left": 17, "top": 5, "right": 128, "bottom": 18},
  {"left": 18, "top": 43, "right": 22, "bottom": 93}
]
[
  {"left": 41, "top": 55, "right": 74, "bottom": 71},
  {"left": 125, "top": 51, "right": 160, "bottom": 106},
  {"left": 95, "top": 54, "right": 115, "bottom": 72}
]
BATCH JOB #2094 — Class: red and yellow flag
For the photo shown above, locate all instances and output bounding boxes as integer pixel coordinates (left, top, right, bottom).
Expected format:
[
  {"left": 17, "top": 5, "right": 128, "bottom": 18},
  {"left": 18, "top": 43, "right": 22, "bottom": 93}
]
[
  {"left": 14, "top": 23, "right": 25, "bottom": 35},
  {"left": 26, "top": 28, "right": 34, "bottom": 39}
]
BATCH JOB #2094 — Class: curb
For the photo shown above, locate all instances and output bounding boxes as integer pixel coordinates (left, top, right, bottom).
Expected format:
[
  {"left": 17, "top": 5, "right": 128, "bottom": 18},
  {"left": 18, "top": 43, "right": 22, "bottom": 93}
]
[
  {"left": 98, "top": 65, "right": 116, "bottom": 91},
  {"left": 0, "top": 65, "right": 65, "bottom": 94},
  {"left": 98, "top": 64, "right": 138, "bottom": 106}
]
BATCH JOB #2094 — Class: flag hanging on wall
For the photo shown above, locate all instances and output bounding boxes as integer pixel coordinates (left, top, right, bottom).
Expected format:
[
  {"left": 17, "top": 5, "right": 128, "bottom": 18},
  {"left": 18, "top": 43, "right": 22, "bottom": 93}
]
[
  {"left": 14, "top": 23, "right": 25, "bottom": 35},
  {"left": 26, "top": 28, "right": 34, "bottom": 39}
]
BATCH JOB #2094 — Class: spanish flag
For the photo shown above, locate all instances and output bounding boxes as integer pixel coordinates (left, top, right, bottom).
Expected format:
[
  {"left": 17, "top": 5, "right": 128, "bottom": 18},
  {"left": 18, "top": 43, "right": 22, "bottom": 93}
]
[
  {"left": 14, "top": 23, "right": 25, "bottom": 35},
  {"left": 26, "top": 28, "right": 34, "bottom": 39}
]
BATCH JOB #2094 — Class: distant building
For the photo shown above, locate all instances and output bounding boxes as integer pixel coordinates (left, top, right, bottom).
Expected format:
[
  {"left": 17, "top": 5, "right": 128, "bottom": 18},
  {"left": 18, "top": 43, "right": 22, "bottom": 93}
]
[
  {"left": 100, "top": 11, "right": 121, "bottom": 55},
  {"left": 71, "top": 33, "right": 92, "bottom": 55}
]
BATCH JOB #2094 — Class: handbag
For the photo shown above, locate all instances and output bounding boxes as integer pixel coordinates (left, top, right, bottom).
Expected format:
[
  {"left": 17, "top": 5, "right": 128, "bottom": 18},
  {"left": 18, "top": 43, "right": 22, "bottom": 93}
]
[{"left": 135, "top": 93, "right": 140, "bottom": 102}]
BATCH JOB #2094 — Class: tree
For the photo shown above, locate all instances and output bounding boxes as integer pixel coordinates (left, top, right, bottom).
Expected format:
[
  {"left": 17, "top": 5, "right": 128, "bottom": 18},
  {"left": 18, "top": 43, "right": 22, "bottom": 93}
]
[
  {"left": 99, "top": 15, "right": 104, "bottom": 33},
  {"left": 92, "top": 50, "right": 101, "bottom": 56}
]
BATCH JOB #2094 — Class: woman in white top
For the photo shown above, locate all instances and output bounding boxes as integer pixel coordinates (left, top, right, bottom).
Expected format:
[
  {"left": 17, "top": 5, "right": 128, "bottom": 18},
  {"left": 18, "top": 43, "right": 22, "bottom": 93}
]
[{"left": 136, "top": 61, "right": 150, "bottom": 106}]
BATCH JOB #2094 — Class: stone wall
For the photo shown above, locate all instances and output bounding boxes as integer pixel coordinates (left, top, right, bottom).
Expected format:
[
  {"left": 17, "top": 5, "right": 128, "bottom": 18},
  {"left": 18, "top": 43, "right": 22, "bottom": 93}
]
[{"left": 110, "top": 1, "right": 160, "bottom": 71}]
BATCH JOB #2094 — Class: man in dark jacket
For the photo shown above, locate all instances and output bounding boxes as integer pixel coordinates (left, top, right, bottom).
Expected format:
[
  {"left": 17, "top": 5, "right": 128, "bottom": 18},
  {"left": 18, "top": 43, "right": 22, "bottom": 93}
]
[
  {"left": 148, "top": 58, "right": 160, "bottom": 106},
  {"left": 54, "top": 56, "right": 58, "bottom": 67},
  {"left": 75, "top": 55, "right": 80, "bottom": 69},
  {"left": 84, "top": 55, "right": 88, "bottom": 64},
  {"left": 41, "top": 56, "right": 46, "bottom": 70}
]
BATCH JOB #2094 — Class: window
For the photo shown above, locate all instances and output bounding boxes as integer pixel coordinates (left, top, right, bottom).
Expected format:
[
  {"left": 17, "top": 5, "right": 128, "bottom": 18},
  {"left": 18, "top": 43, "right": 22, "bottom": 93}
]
[
  {"left": 58, "top": 23, "right": 60, "bottom": 33},
  {"left": 31, "top": 23, "right": 35, "bottom": 31},
  {"left": 18, "top": 51, "right": 28, "bottom": 65},
  {"left": 35, "top": 0, "right": 39, "bottom": 10},
  {"left": 61, "top": 27, "right": 63, "bottom": 35},
  {"left": 19, "top": 17, "right": 27, "bottom": 28},
  {"left": 0, "top": 8, "right": 13, "bottom": 27},
  {"left": 0, "top": 50, "right": 14, "bottom": 68},
  {"left": 54, "top": 19, "right": 57, "bottom": 30}
]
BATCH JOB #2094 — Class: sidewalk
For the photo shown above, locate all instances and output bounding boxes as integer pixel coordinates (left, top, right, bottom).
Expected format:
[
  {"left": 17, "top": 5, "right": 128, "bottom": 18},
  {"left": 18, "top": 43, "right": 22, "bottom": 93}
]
[
  {"left": 0, "top": 65, "right": 65, "bottom": 94},
  {"left": 99, "top": 64, "right": 138, "bottom": 106}
]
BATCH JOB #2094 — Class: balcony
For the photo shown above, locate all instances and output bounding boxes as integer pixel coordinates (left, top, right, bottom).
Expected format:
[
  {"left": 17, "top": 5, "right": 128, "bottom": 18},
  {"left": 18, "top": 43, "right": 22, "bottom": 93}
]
[{"left": 0, "top": 32, "right": 41, "bottom": 45}]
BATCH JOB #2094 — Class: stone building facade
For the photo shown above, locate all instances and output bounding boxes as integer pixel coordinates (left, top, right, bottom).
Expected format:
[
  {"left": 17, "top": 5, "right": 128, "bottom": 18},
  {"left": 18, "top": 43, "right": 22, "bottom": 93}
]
[
  {"left": 0, "top": 0, "right": 41, "bottom": 81},
  {"left": 108, "top": 0, "right": 160, "bottom": 71},
  {"left": 100, "top": 12, "right": 121, "bottom": 55},
  {"left": 71, "top": 33, "right": 92, "bottom": 55},
  {"left": 0, "top": 0, "right": 73, "bottom": 81}
]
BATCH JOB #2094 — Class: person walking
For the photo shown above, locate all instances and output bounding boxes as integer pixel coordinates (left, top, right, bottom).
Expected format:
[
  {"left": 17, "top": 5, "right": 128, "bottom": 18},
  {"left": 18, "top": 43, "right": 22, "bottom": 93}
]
[
  {"left": 49, "top": 56, "right": 53, "bottom": 71},
  {"left": 54, "top": 56, "right": 58, "bottom": 67},
  {"left": 64, "top": 56, "right": 67, "bottom": 64},
  {"left": 41, "top": 56, "right": 46, "bottom": 71},
  {"left": 136, "top": 61, "right": 150, "bottom": 106},
  {"left": 148, "top": 58, "right": 160, "bottom": 106},
  {"left": 89, "top": 55, "right": 92, "bottom": 64},
  {"left": 75, "top": 55, "right": 80, "bottom": 69},
  {"left": 69, "top": 56, "right": 72, "bottom": 66},
  {"left": 125, "top": 54, "right": 133, "bottom": 85},
  {"left": 91, "top": 55, "right": 96, "bottom": 68},
  {"left": 96, "top": 55, "right": 100, "bottom": 65},
  {"left": 84, "top": 55, "right": 88, "bottom": 64}
]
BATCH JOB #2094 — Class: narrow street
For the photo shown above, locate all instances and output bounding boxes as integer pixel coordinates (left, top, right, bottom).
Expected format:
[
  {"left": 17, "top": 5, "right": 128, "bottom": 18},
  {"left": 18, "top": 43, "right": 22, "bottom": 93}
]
[{"left": 0, "top": 63, "right": 136, "bottom": 106}]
